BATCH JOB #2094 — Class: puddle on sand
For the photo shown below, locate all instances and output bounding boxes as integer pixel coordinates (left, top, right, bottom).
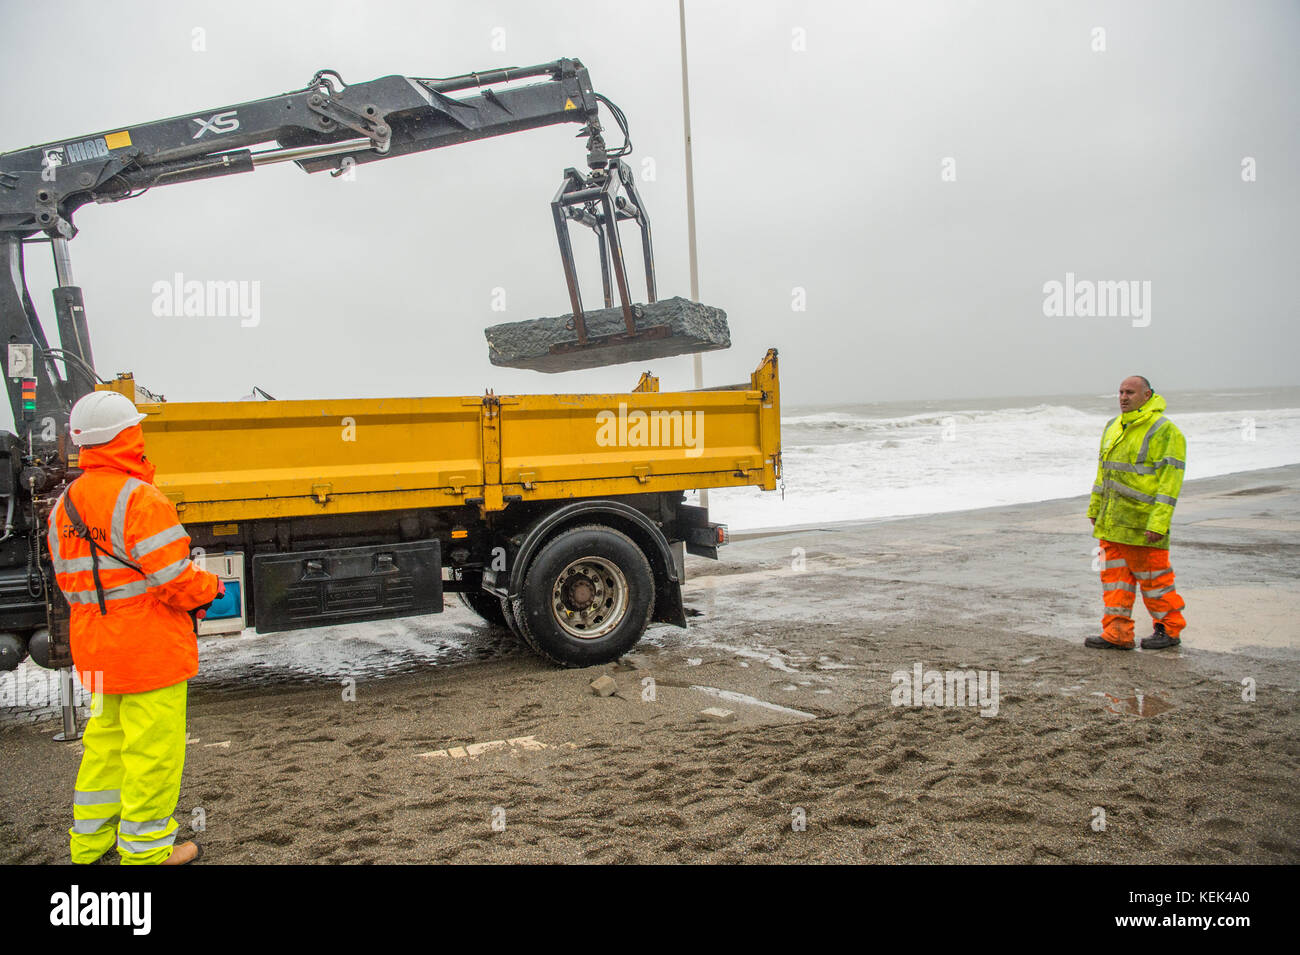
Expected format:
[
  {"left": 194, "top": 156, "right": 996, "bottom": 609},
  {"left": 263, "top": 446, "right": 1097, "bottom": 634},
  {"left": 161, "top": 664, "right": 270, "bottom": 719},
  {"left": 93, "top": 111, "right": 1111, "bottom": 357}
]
[{"left": 1104, "top": 691, "right": 1174, "bottom": 717}]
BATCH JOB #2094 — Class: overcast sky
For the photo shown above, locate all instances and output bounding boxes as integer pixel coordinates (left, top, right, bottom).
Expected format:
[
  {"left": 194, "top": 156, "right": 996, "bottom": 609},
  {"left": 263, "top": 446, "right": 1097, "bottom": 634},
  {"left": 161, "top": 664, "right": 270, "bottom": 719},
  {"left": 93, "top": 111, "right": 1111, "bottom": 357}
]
[{"left": 2, "top": 0, "right": 1296, "bottom": 417}]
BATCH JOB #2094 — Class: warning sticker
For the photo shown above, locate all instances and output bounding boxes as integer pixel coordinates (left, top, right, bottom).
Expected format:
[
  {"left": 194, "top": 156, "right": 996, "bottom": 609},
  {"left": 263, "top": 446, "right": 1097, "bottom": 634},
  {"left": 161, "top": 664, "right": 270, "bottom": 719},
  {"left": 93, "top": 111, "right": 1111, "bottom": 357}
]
[
  {"left": 564, "top": 98, "right": 577, "bottom": 110},
  {"left": 103, "top": 130, "right": 132, "bottom": 150}
]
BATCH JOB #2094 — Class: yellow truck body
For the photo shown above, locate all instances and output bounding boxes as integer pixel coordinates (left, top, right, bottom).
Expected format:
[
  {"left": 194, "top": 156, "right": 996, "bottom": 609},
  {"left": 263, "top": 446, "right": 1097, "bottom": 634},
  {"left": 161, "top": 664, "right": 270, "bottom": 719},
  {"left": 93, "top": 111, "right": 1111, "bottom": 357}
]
[{"left": 73, "top": 351, "right": 781, "bottom": 666}]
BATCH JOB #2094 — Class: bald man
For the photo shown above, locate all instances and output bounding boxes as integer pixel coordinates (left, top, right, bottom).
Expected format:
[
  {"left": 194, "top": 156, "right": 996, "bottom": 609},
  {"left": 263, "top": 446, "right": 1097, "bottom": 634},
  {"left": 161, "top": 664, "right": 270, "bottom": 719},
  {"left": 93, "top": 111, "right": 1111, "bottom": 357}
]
[{"left": 1085, "top": 376, "right": 1187, "bottom": 650}]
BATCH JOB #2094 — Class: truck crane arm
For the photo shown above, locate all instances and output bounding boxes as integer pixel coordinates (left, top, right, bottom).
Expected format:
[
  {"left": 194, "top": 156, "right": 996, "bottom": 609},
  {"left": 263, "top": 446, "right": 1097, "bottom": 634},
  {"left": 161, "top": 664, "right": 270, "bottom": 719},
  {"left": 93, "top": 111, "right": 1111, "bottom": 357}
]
[
  {"left": 0, "top": 59, "right": 609, "bottom": 238},
  {"left": 0, "top": 58, "right": 659, "bottom": 443}
]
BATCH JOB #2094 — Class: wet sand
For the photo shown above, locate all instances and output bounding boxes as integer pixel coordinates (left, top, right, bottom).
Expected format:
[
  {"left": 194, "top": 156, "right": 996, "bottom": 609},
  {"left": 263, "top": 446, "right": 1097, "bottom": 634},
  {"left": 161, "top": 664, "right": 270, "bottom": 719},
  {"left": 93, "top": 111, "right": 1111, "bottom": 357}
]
[{"left": 2, "top": 466, "right": 1297, "bottom": 864}]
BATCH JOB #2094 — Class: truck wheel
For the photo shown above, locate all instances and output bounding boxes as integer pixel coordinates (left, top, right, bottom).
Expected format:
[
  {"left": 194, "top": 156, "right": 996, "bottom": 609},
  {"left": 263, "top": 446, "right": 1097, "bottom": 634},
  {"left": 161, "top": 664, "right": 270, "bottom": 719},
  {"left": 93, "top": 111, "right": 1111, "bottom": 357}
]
[
  {"left": 514, "top": 524, "right": 655, "bottom": 667},
  {"left": 455, "top": 589, "right": 509, "bottom": 628}
]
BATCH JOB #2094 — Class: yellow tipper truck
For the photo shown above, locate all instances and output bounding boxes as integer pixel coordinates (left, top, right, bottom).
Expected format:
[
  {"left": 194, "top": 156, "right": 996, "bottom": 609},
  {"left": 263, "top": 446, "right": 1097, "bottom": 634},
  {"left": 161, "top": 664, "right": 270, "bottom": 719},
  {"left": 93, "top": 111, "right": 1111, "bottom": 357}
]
[
  {"left": 0, "top": 59, "right": 782, "bottom": 675},
  {"left": 93, "top": 351, "right": 780, "bottom": 666}
]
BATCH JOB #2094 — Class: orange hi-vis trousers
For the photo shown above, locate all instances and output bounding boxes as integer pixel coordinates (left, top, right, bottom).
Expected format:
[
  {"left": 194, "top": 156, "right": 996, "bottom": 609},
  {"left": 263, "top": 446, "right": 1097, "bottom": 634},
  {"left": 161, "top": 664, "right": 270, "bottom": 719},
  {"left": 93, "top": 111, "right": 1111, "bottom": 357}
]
[{"left": 1098, "top": 540, "right": 1187, "bottom": 646}]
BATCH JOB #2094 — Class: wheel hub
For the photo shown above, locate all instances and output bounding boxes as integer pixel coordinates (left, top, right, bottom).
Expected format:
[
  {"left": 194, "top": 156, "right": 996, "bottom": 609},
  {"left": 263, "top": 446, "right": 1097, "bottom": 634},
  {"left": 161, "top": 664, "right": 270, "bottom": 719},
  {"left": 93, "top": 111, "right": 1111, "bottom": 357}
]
[
  {"left": 566, "top": 575, "right": 596, "bottom": 609},
  {"left": 552, "top": 556, "right": 628, "bottom": 640}
]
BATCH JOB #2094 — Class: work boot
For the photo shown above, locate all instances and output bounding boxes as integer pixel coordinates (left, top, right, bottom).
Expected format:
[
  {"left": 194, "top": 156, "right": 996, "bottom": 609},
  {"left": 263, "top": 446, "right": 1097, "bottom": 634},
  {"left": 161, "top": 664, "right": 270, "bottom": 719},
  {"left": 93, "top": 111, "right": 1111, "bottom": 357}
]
[
  {"left": 161, "top": 841, "right": 203, "bottom": 865},
  {"left": 1084, "top": 635, "right": 1134, "bottom": 650},
  {"left": 1141, "top": 624, "right": 1180, "bottom": 650}
]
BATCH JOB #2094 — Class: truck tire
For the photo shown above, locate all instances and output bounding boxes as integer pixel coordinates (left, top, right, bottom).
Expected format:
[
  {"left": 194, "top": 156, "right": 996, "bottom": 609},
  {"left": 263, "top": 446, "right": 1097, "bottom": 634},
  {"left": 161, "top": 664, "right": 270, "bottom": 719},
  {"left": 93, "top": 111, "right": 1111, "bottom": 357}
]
[
  {"left": 455, "top": 588, "right": 509, "bottom": 628},
  {"left": 513, "top": 524, "right": 655, "bottom": 667},
  {"left": 507, "top": 596, "right": 544, "bottom": 655}
]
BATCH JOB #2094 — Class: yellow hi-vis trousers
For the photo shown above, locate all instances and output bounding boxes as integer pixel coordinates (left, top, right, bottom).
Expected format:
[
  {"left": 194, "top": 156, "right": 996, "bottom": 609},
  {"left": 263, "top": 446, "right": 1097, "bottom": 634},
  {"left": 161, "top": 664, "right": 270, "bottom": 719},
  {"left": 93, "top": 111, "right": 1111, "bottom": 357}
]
[{"left": 70, "top": 680, "right": 187, "bottom": 865}]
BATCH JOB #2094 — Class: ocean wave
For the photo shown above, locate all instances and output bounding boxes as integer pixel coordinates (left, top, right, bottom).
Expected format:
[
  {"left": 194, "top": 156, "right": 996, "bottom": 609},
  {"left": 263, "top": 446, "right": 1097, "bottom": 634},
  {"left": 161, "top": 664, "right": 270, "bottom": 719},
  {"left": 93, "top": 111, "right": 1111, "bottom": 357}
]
[
  {"left": 784, "top": 404, "right": 1094, "bottom": 434},
  {"left": 705, "top": 404, "right": 1300, "bottom": 530}
]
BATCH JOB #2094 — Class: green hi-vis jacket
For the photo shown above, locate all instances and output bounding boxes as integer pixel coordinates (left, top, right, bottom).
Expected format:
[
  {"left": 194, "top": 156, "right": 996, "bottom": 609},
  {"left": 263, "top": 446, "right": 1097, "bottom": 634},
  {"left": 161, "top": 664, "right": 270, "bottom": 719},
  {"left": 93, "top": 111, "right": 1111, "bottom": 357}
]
[{"left": 1088, "top": 394, "right": 1187, "bottom": 550}]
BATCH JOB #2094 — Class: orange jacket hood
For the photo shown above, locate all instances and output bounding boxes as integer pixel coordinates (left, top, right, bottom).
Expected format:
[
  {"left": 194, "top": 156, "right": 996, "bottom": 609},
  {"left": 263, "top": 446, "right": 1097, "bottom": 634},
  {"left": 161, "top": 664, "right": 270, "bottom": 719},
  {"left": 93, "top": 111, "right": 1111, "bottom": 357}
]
[{"left": 76, "top": 424, "right": 157, "bottom": 484}]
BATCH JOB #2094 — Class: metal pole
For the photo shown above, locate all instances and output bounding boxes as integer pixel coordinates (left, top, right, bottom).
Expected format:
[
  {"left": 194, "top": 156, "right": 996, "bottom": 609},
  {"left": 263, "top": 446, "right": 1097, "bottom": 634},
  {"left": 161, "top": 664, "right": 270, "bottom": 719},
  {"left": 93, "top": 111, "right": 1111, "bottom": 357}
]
[
  {"left": 680, "top": 0, "right": 707, "bottom": 508},
  {"left": 52, "top": 238, "right": 75, "bottom": 286},
  {"left": 249, "top": 138, "right": 374, "bottom": 167},
  {"left": 52, "top": 666, "right": 81, "bottom": 742},
  {"left": 33, "top": 240, "right": 83, "bottom": 739}
]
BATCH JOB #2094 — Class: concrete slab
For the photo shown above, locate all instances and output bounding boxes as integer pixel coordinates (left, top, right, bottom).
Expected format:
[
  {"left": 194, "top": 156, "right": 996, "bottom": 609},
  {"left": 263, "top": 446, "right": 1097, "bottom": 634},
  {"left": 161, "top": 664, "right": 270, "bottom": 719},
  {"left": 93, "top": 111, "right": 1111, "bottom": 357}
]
[{"left": 484, "top": 296, "right": 730, "bottom": 372}]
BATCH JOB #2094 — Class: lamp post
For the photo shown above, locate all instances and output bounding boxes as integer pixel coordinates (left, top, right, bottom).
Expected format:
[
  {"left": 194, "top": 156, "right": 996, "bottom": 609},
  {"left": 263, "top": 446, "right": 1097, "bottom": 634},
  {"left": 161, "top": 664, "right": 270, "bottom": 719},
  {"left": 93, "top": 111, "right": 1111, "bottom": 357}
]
[{"left": 679, "top": 0, "right": 707, "bottom": 507}]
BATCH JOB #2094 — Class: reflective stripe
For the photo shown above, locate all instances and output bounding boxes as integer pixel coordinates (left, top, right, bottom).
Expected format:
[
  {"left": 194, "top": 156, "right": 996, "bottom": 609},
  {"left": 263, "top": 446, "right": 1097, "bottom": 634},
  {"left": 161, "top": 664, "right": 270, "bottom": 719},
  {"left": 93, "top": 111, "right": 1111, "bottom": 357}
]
[
  {"left": 56, "top": 554, "right": 140, "bottom": 574},
  {"left": 1142, "top": 584, "right": 1175, "bottom": 599},
  {"left": 1102, "top": 462, "right": 1155, "bottom": 475},
  {"left": 120, "top": 817, "right": 173, "bottom": 836},
  {"left": 1103, "top": 582, "right": 1136, "bottom": 593},
  {"left": 46, "top": 495, "right": 63, "bottom": 561},
  {"left": 48, "top": 545, "right": 70, "bottom": 576},
  {"left": 72, "top": 816, "right": 119, "bottom": 834},
  {"left": 1091, "top": 484, "right": 1104, "bottom": 495},
  {"left": 132, "top": 524, "right": 187, "bottom": 560},
  {"left": 1154, "top": 494, "right": 1178, "bottom": 506},
  {"left": 1132, "top": 569, "right": 1167, "bottom": 580},
  {"left": 1102, "top": 559, "right": 1128, "bottom": 569},
  {"left": 47, "top": 496, "right": 67, "bottom": 573},
  {"left": 146, "top": 558, "right": 191, "bottom": 588},
  {"left": 49, "top": 482, "right": 148, "bottom": 592},
  {"left": 1103, "top": 479, "right": 1155, "bottom": 504},
  {"left": 118, "top": 831, "right": 177, "bottom": 853},
  {"left": 64, "top": 580, "right": 149, "bottom": 603},
  {"left": 1099, "top": 416, "right": 1118, "bottom": 453},
  {"left": 74, "top": 788, "right": 121, "bottom": 806},
  {"left": 110, "top": 478, "right": 143, "bottom": 562},
  {"left": 1103, "top": 605, "right": 1133, "bottom": 618},
  {"left": 1136, "top": 416, "right": 1169, "bottom": 464},
  {"left": 1151, "top": 609, "right": 1170, "bottom": 620},
  {"left": 1110, "top": 462, "right": 1184, "bottom": 477}
]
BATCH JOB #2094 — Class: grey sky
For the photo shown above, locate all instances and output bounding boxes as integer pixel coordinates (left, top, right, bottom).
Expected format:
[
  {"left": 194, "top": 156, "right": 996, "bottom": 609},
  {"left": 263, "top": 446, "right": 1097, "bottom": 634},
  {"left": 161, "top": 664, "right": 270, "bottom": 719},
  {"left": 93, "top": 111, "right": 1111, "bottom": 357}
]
[{"left": 2, "top": 0, "right": 1296, "bottom": 415}]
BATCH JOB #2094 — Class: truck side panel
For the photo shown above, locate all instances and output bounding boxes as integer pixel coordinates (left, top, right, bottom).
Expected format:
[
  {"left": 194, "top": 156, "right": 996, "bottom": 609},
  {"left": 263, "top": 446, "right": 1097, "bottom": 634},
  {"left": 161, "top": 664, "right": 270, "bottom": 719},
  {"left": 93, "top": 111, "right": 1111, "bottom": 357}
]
[
  {"left": 122, "top": 349, "right": 781, "bottom": 525},
  {"left": 130, "top": 396, "right": 485, "bottom": 522},
  {"left": 498, "top": 389, "right": 768, "bottom": 487}
]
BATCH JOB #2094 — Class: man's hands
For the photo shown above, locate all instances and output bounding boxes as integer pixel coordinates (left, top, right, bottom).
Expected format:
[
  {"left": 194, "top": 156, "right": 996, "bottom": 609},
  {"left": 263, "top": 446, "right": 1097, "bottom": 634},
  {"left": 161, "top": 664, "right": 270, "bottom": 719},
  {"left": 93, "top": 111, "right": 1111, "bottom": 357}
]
[
  {"left": 1090, "top": 517, "right": 1096, "bottom": 526},
  {"left": 195, "top": 578, "right": 226, "bottom": 622}
]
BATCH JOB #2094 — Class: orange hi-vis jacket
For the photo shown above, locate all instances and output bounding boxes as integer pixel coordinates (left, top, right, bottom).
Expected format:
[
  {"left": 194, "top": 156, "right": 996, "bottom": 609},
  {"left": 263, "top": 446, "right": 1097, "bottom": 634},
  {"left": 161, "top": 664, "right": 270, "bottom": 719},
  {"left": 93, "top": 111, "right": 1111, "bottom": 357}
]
[{"left": 46, "top": 425, "right": 220, "bottom": 694}]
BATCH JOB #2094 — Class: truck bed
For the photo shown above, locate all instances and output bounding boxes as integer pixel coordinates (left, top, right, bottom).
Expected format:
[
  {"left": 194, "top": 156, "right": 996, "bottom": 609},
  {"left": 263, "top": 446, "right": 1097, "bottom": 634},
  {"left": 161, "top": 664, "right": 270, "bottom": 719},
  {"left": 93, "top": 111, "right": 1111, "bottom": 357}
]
[{"left": 106, "top": 350, "right": 781, "bottom": 525}]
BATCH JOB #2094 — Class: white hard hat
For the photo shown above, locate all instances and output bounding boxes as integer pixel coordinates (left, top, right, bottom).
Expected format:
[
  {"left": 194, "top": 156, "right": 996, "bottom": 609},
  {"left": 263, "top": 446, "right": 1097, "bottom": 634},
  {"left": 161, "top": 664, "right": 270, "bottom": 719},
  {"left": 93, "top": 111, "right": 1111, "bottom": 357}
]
[{"left": 68, "top": 391, "right": 147, "bottom": 447}]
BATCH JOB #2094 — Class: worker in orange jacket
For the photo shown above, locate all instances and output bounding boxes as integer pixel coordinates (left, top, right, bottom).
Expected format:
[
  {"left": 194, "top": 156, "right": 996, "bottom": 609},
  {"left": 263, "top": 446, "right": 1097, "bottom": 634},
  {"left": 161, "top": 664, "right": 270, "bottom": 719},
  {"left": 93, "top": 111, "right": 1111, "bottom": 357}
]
[{"left": 47, "top": 390, "right": 222, "bottom": 865}]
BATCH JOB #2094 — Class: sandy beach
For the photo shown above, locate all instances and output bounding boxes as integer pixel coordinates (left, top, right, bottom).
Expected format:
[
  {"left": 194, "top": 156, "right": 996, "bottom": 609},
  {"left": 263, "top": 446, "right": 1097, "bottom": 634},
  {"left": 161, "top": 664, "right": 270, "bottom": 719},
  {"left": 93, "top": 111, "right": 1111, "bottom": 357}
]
[{"left": 2, "top": 465, "right": 1297, "bottom": 864}]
